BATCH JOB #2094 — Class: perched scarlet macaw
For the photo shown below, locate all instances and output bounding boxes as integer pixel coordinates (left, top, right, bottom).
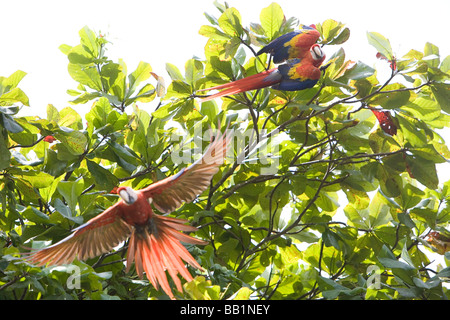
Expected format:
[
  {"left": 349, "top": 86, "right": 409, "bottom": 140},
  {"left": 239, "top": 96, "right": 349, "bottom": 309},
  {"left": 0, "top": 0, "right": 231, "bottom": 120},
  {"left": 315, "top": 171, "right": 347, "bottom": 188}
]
[
  {"left": 26, "top": 129, "right": 231, "bottom": 299},
  {"left": 199, "top": 44, "right": 326, "bottom": 102},
  {"left": 257, "top": 24, "right": 321, "bottom": 64}
]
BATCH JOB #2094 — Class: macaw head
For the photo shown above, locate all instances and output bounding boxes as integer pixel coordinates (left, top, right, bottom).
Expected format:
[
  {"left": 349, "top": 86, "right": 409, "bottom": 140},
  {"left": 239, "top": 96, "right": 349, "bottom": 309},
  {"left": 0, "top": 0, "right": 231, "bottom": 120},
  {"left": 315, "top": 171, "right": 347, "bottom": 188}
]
[
  {"left": 118, "top": 186, "right": 139, "bottom": 205},
  {"left": 310, "top": 44, "right": 326, "bottom": 66}
]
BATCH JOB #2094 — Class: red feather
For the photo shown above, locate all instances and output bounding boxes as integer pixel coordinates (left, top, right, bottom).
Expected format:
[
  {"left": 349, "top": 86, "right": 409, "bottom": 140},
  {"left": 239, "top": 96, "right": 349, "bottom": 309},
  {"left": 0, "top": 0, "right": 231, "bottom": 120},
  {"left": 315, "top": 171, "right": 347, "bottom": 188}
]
[
  {"left": 371, "top": 108, "right": 397, "bottom": 136},
  {"left": 197, "top": 69, "right": 280, "bottom": 102}
]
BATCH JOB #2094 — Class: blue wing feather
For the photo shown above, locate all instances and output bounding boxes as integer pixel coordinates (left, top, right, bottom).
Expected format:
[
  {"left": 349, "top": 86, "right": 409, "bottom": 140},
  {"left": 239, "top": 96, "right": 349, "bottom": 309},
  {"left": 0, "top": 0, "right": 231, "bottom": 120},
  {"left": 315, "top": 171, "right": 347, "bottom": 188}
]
[
  {"left": 257, "top": 31, "right": 301, "bottom": 64},
  {"left": 273, "top": 60, "right": 318, "bottom": 91}
]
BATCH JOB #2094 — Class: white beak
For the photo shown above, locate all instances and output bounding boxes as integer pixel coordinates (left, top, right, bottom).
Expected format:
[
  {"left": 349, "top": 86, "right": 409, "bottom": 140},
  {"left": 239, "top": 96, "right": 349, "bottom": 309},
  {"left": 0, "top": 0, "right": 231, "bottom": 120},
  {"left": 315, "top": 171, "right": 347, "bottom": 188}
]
[
  {"left": 311, "top": 46, "right": 323, "bottom": 60},
  {"left": 119, "top": 187, "right": 138, "bottom": 205}
]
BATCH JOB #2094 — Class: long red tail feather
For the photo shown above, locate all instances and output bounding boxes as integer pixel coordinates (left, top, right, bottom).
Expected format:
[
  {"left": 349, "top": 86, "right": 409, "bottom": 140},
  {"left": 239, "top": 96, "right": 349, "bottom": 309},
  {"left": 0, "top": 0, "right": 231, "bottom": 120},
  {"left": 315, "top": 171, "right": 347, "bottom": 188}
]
[
  {"left": 126, "top": 215, "right": 207, "bottom": 299},
  {"left": 198, "top": 69, "right": 280, "bottom": 102}
]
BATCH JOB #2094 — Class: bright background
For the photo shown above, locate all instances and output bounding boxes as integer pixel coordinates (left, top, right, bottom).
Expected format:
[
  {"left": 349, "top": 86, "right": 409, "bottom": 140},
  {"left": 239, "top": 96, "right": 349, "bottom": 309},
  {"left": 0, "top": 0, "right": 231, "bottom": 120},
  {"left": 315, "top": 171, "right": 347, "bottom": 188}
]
[
  {"left": 1, "top": 0, "right": 449, "bottom": 272},
  {"left": 1, "top": 0, "right": 449, "bottom": 114}
]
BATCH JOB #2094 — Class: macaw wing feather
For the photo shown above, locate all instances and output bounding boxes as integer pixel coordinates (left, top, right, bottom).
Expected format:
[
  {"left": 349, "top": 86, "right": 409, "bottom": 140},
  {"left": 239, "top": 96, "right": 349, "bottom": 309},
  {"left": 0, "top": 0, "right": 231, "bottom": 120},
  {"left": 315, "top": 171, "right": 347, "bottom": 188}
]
[
  {"left": 257, "top": 27, "right": 320, "bottom": 64},
  {"left": 257, "top": 31, "right": 300, "bottom": 60},
  {"left": 26, "top": 202, "right": 133, "bottom": 266},
  {"left": 142, "top": 130, "right": 231, "bottom": 213},
  {"left": 273, "top": 61, "right": 321, "bottom": 91}
]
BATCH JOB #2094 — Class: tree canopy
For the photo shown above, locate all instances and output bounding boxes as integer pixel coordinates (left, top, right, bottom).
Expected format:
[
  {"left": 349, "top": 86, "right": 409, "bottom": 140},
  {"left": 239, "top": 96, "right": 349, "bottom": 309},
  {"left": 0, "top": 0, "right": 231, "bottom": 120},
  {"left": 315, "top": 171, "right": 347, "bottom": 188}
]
[{"left": 1, "top": 2, "right": 450, "bottom": 300}]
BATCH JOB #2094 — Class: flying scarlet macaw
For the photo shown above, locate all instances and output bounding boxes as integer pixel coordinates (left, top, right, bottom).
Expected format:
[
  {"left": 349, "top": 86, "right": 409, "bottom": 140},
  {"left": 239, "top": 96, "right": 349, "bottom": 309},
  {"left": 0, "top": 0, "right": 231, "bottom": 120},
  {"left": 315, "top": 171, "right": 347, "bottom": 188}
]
[
  {"left": 257, "top": 24, "right": 321, "bottom": 64},
  {"left": 26, "top": 129, "right": 231, "bottom": 299},
  {"left": 199, "top": 44, "right": 326, "bottom": 102}
]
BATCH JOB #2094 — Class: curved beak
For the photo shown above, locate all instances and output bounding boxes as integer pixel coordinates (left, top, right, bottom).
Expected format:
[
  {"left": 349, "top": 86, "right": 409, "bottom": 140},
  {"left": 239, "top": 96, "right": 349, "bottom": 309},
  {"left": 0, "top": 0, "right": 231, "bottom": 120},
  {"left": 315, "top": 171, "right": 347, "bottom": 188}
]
[{"left": 119, "top": 187, "right": 138, "bottom": 205}]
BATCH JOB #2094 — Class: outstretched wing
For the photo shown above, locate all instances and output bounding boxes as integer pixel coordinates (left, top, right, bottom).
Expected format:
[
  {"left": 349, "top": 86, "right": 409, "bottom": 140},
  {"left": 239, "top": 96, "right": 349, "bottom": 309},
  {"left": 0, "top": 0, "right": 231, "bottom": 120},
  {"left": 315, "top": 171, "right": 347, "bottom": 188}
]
[
  {"left": 257, "top": 26, "right": 320, "bottom": 64},
  {"left": 273, "top": 59, "right": 321, "bottom": 91},
  {"left": 26, "top": 202, "right": 133, "bottom": 266},
  {"left": 142, "top": 129, "right": 231, "bottom": 213}
]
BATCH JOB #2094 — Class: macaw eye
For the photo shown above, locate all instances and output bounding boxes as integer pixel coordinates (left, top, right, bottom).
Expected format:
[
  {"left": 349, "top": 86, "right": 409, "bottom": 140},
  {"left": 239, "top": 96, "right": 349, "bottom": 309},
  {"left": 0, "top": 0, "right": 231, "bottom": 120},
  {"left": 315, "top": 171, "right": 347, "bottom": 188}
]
[
  {"left": 311, "top": 45, "right": 323, "bottom": 60},
  {"left": 119, "top": 187, "right": 138, "bottom": 205}
]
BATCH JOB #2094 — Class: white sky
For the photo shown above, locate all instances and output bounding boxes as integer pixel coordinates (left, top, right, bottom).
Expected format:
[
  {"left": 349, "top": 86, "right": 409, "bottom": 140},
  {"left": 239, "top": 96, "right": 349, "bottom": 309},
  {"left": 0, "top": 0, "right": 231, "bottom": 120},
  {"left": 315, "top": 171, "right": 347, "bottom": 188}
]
[{"left": 1, "top": 0, "right": 448, "bottom": 114}]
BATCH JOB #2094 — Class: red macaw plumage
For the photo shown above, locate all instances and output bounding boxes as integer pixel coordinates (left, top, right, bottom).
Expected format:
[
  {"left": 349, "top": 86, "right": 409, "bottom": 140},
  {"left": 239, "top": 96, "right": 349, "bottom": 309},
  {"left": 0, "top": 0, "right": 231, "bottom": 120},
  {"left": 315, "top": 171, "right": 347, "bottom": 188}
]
[
  {"left": 25, "top": 129, "right": 231, "bottom": 299},
  {"left": 199, "top": 44, "right": 326, "bottom": 102},
  {"left": 370, "top": 108, "right": 397, "bottom": 136},
  {"left": 257, "top": 24, "right": 321, "bottom": 64}
]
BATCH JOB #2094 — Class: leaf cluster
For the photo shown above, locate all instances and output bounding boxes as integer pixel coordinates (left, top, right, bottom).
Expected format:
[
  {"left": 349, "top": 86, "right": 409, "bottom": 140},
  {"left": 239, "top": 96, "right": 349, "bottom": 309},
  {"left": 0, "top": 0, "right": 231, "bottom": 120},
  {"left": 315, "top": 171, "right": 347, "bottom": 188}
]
[{"left": 1, "top": 2, "right": 450, "bottom": 300}]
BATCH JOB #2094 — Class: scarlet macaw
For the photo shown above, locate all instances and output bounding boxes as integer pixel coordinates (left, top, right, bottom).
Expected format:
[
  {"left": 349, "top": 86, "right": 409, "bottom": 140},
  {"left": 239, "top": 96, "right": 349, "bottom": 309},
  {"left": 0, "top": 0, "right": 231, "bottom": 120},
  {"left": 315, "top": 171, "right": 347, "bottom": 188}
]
[
  {"left": 26, "top": 129, "right": 231, "bottom": 299},
  {"left": 199, "top": 44, "right": 326, "bottom": 102},
  {"left": 257, "top": 25, "right": 321, "bottom": 64}
]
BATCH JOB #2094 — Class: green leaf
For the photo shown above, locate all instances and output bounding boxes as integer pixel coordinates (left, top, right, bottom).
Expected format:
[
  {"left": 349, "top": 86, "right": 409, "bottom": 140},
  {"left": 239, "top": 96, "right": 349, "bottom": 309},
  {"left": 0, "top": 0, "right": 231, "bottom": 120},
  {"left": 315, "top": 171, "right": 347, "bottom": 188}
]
[
  {"left": 85, "top": 97, "right": 113, "bottom": 130},
  {"left": 423, "top": 42, "right": 440, "bottom": 68},
  {"left": 430, "top": 83, "right": 450, "bottom": 114},
  {"left": 0, "top": 70, "right": 27, "bottom": 95},
  {"left": 0, "top": 87, "right": 30, "bottom": 106},
  {"left": 206, "top": 56, "right": 234, "bottom": 79},
  {"left": 378, "top": 257, "right": 415, "bottom": 271},
  {"left": 185, "top": 59, "right": 204, "bottom": 87},
  {"left": 79, "top": 26, "right": 99, "bottom": 58},
  {"left": 0, "top": 135, "right": 11, "bottom": 170},
  {"left": 218, "top": 7, "right": 243, "bottom": 37},
  {"left": 165, "top": 80, "right": 192, "bottom": 99},
  {"left": 367, "top": 31, "right": 393, "bottom": 60},
  {"left": 56, "top": 178, "right": 84, "bottom": 215},
  {"left": 401, "top": 96, "right": 441, "bottom": 122},
  {"left": 260, "top": 2, "right": 284, "bottom": 40},
  {"left": 128, "top": 61, "right": 152, "bottom": 96},
  {"left": 67, "top": 63, "right": 103, "bottom": 91},
  {"left": 328, "top": 27, "right": 350, "bottom": 45},
  {"left": 86, "top": 159, "right": 119, "bottom": 192},
  {"left": 166, "top": 63, "right": 184, "bottom": 81},
  {"left": 396, "top": 114, "right": 428, "bottom": 148},
  {"left": 369, "top": 83, "right": 411, "bottom": 109},
  {"left": 184, "top": 276, "right": 221, "bottom": 300},
  {"left": 17, "top": 171, "right": 54, "bottom": 189},
  {"left": 319, "top": 20, "right": 348, "bottom": 45},
  {"left": 101, "top": 62, "right": 123, "bottom": 93},
  {"left": 53, "top": 197, "right": 83, "bottom": 224},
  {"left": 231, "top": 287, "right": 252, "bottom": 300},
  {"left": 200, "top": 100, "right": 219, "bottom": 121},
  {"left": 14, "top": 178, "right": 39, "bottom": 199},
  {"left": 377, "top": 246, "right": 416, "bottom": 287},
  {"left": 58, "top": 107, "right": 83, "bottom": 130},
  {"left": 405, "top": 154, "right": 439, "bottom": 189},
  {"left": 338, "top": 61, "right": 375, "bottom": 81},
  {"left": 20, "top": 206, "right": 50, "bottom": 224},
  {"left": 150, "top": 101, "right": 177, "bottom": 119},
  {"left": 1, "top": 114, "right": 23, "bottom": 133},
  {"left": 398, "top": 212, "right": 416, "bottom": 229},
  {"left": 108, "top": 141, "right": 139, "bottom": 165},
  {"left": 54, "top": 130, "right": 87, "bottom": 155},
  {"left": 440, "top": 55, "right": 450, "bottom": 73},
  {"left": 344, "top": 192, "right": 392, "bottom": 229},
  {"left": 198, "top": 25, "right": 231, "bottom": 41},
  {"left": 67, "top": 44, "right": 95, "bottom": 65}
]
